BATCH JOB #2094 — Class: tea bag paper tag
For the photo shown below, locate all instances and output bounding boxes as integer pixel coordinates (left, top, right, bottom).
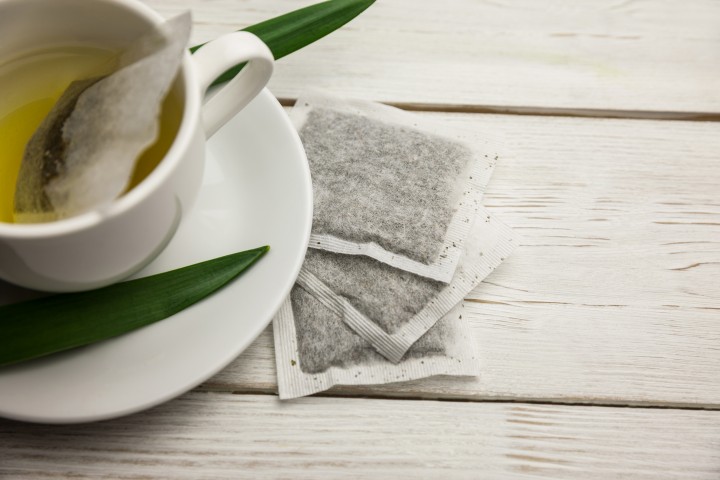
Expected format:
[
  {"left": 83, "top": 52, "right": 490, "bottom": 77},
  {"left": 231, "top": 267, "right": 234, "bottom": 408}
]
[
  {"left": 14, "top": 12, "right": 192, "bottom": 222},
  {"left": 291, "top": 93, "right": 505, "bottom": 283}
]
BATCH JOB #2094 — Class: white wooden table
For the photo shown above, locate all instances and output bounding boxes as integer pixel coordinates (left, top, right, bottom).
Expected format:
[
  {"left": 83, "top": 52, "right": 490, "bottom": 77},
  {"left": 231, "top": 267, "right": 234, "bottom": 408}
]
[{"left": 3, "top": 1, "right": 720, "bottom": 478}]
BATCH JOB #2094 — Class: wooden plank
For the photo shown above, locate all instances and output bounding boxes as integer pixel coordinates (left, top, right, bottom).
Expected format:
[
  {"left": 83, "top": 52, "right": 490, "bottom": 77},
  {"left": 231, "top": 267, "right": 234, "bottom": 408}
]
[
  {"left": 201, "top": 112, "right": 720, "bottom": 407},
  {"left": 2, "top": 392, "right": 719, "bottom": 479},
  {"left": 143, "top": 0, "right": 720, "bottom": 112}
]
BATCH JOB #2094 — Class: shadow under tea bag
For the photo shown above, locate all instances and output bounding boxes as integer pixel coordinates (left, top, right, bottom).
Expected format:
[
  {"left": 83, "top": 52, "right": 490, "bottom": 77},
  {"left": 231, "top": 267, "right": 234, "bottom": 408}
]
[
  {"left": 14, "top": 12, "right": 192, "bottom": 223},
  {"left": 291, "top": 93, "right": 502, "bottom": 283},
  {"left": 297, "top": 208, "right": 517, "bottom": 362},
  {"left": 273, "top": 288, "right": 479, "bottom": 400}
]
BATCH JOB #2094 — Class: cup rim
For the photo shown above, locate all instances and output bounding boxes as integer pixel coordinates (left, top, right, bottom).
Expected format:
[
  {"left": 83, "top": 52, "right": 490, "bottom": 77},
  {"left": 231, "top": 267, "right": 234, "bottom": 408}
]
[{"left": 0, "top": 0, "right": 200, "bottom": 239}]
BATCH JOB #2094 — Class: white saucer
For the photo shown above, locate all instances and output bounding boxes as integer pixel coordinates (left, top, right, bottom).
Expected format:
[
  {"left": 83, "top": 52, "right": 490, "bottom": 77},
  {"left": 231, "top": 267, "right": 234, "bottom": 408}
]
[{"left": 0, "top": 89, "right": 312, "bottom": 424}]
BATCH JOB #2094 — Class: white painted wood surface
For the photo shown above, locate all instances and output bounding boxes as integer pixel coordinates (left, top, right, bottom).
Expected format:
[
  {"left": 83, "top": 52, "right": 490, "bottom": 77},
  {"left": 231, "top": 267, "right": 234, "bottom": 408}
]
[
  {"left": 3, "top": 392, "right": 720, "bottom": 479},
  {"left": 3, "top": 1, "right": 720, "bottom": 478},
  {"left": 142, "top": 0, "right": 720, "bottom": 112},
  {"left": 204, "top": 112, "right": 720, "bottom": 407}
]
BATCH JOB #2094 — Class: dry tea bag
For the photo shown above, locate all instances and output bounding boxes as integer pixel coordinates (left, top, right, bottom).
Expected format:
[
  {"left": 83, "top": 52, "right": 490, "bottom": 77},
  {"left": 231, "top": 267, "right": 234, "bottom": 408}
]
[
  {"left": 273, "top": 289, "right": 479, "bottom": 400},
  {"left": 291, "top": 93, "right": 502, "bottom": 283},
  {"left": 298, "top": 208, "right": 517, "bottom": 362},
  {"left": 14, "top": 12, "right": 192, "bottom": 223}
]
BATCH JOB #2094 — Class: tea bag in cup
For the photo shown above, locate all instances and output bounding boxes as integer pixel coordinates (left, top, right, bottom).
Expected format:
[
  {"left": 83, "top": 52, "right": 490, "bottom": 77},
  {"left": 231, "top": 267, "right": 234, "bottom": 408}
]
[
  {"left": 274, "top": 289, "right": 479, "bottom": 400},
  {"left": 298, "top": 208, "right": 517, "bottom": 362},
  {"left": 290, "top": 93, "right": 502, "bottom": 283},
  {"left": 14, "top": 12, "right": 192, "bottom": 223}
]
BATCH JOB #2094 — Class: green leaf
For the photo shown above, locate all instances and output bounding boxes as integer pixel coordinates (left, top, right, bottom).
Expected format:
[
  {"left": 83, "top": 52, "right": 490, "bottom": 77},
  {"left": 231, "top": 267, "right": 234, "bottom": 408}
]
[
  {"left": 0, "top": 246, "right": 269, "bottom": 368},
  {"left": 190, "top": 0, "right": 375, "bottom": 87}
]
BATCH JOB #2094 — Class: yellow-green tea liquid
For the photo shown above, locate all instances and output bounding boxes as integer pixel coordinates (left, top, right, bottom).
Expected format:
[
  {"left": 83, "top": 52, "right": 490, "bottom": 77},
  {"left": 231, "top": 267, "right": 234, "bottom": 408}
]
[
  {"left": 0, "top": 46, "right": 182, "bottom": 223},
  {"left": 0, "top": 46, "right": 116, "bottom": 223},
  {"left": 0, "top": 98, "right": 57, "bottom": 223}
]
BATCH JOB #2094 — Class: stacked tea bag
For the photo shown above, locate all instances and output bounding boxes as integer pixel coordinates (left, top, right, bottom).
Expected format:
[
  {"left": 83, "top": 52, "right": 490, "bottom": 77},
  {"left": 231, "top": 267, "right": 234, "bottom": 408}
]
[{"left": 274, "top": 93, "right": 517, "bottom": 399}]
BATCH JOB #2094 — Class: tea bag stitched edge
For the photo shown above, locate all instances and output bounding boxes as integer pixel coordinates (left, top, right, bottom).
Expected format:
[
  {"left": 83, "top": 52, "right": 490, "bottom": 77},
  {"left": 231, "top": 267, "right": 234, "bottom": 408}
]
[{"left": 297, "top": 208, "right": 518, "bottom": 363}]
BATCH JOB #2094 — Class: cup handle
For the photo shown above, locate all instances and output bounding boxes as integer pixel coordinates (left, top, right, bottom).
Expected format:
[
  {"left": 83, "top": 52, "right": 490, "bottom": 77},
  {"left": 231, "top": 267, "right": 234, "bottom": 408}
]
[{"left": 191, "top": 32, "right": 274, "bottom": 137}]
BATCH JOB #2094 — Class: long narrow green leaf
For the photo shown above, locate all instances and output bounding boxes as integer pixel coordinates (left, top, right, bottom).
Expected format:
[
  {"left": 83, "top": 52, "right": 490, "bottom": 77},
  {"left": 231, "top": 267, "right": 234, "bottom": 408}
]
[
  {"left": 190, "top": 0, "right": 375, "bottom": 87},
  {"left": 0, "top": 246, "right": 269, "bottom": 367}
]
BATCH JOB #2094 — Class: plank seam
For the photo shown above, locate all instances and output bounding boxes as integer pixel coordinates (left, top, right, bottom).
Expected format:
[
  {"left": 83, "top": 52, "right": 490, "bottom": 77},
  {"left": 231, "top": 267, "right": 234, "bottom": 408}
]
[
  {"left": 278, "top": 98, "right": 720, "bottom": 122},
  {"left": 197, "top": 386, "right": 720, "bottom": 411}
]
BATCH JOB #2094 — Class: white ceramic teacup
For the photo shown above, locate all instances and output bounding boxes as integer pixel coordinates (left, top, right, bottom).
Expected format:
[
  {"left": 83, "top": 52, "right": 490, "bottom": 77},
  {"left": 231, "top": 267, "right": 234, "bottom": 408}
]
[{"left": 0, "top": 0, "right": 274, "bottom": 292}]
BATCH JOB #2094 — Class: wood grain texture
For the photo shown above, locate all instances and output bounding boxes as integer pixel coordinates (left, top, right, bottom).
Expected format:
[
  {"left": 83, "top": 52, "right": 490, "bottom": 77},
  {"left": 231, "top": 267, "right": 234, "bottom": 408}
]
[
  {"left": 142, "top": 0, "right": 720, "bottom": 112},
  {"left": 201, "top": 112, "right": 720, "bottom": 407},
  {"left": 3, "top": 2, "right": 718, "bottom": 477},
  {"left": 2, "top": 392, "right": 719, "bottom": 479}
]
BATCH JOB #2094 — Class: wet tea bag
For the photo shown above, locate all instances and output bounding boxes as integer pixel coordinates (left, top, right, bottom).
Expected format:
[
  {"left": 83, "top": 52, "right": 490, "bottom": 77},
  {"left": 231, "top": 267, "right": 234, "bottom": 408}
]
[
  {"left": 274, "top": 289, "right": 479, "bottom": 399},
  {"left": 291, "top": 93, "right": 501, "bottom": 283},
  {"left": 14, "top": 12, "right": 192, "bottom": 223},
  {"left": 298, "top": 208, "right": 517, "bottom": 362}
]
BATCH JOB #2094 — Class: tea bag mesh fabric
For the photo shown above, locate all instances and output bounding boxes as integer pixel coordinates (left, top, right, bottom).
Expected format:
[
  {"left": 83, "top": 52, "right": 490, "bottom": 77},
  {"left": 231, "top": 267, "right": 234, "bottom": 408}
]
[
  {"left": 301, "top": 107, "right": 470, "bottom": 264},
  {"left": 298, "top": 209, "right": 517, "bottom": 362},
  {"left": 14, "top": 12, "right": 191, "bottom": 223},
  {"left": 291, "top": 94, "right": 501, "bottom": 283},
  {"left": 274, "top": 291, "right": 479, "bottom": 399}
]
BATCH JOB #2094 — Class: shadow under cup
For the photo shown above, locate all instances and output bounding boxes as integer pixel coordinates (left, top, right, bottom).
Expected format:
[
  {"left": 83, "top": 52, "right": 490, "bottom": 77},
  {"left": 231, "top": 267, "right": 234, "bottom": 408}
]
[{"left": 0, "top": 0, "right": 205, "bottom": 292}]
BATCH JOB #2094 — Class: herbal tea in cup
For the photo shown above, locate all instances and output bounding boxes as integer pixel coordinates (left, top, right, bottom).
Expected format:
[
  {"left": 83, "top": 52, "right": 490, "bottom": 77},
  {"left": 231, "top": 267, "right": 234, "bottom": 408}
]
[
  {"left": 0, "top": 46, "right": 182, "bottom": 224},
  {"left": 0, "top": 0, "right": 272, "bottom": 292}
]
